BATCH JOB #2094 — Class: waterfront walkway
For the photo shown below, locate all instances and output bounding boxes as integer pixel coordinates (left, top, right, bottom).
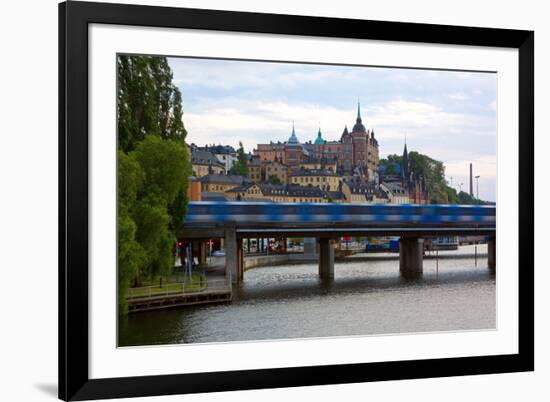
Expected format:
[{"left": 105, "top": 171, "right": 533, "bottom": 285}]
[{"left": 126, "top": 245, "right": 488, "bottom": 313}]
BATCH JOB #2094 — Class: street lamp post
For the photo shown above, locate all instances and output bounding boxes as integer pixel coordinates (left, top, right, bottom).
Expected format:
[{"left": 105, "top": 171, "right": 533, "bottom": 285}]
[{"left": 475, "top": 175, "right": 480, "bottom": 199}]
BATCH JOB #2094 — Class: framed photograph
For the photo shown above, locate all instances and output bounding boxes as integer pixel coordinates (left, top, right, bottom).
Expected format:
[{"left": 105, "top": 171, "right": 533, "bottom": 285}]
[{"left": 59, "top": 1, "right": 534, "bottom": 400}]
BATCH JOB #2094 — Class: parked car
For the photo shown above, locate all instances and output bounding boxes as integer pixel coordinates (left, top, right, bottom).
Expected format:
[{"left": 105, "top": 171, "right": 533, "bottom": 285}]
[{"left": 212, "top": 250, "right": 225, "bottom": 257}]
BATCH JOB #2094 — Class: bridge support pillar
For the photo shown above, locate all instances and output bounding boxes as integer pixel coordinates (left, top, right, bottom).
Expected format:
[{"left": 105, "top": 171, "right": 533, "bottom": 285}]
[
  {"left": 318, "top": 237, "right": 335, "bottom": 280},
  {"left": 488, "top": 237, "right": 496, "bottom": 270},
  {"left": 400, "top": 237, "right": 424, "bottom": 277},
  {"left": 225, "top": 228, "right": 243, "bottom": 283}
]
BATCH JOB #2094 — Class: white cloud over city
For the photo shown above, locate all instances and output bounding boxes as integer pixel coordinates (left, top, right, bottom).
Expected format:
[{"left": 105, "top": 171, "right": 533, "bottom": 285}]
[{"left": 169, "top": 57, "right": 497, "bottom": 201}]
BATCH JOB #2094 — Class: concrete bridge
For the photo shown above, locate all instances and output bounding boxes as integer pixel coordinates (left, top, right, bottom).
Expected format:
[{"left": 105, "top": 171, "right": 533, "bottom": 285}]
[{"left": 179, "top": 202, "right": 496, "bottom": 283}]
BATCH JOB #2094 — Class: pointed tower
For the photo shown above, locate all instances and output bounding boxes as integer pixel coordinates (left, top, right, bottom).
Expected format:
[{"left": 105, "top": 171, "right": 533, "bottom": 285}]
[
  {"left": 286, "top": 121, "right": 305, "bottom": 167},
  {"left": 288, "top": 121, "right": 299, "bottom": 145},
  {"left": 314, "top": 126, "right": 325, "bottom": 145},
  {"left": 402, "top": 141, "right": 410, "bottom": 189},
  {"left": 340, "top": 125, "right": 350, "bottom": 141},
  {"left": 352, "top": 100, "right": 366, "bottom": 134},
  {"left": 351, "top": 100, "right": 367, "bottom": 170}
]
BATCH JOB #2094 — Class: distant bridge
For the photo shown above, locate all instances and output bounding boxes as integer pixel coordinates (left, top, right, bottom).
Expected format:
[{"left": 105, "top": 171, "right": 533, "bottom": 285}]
[{"left": 180, "top": 202, "right": 496, "bottom": 282}]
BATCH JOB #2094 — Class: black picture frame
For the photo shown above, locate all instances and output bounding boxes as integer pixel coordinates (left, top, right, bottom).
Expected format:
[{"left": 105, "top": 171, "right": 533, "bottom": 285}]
[{"left": 59, "top": 1, "right": 534, "bottom": 400}]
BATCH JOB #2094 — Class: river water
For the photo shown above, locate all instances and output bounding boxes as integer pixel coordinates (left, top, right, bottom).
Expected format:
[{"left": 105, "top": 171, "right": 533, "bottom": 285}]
[{"left": 118, "top": 244, "right": 495, "bottom": 347}]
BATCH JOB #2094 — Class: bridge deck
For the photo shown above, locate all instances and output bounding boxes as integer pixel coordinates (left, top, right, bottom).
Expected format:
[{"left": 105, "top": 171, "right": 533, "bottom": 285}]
[{"left": 181, "top": 202, "right": 495, "bottom": 238}]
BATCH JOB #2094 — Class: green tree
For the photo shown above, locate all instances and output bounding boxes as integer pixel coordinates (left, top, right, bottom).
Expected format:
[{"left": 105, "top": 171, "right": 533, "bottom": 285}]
[
  {"left": 457, "top": 190, "right": 485, "bottom": 205},
  {"left": 131, "top": 136, "right": 191, "bottom": 282},
  {"left": 385, "top": 164, "right": 397, "bottom": 175},
  {"left": 117, "top": 151, "right": 146, "bottom": 313},
  {"left": 267, "top": 175, "right": 282, "bottom": 185},
  {"left": 408, "top": 152, "right": 453, "bottom": 204},
  {"left": 229, "top": 142, "right": 249, "bottom": 176},
  {"left": 117, "top": 55, "right": 187, "bottom": 153},
  {"left": 117, "top": 55, "right": 192, "bottom": 314},
  {"left": 133, "top": 136, "right": 190, "bottom": 203},
  {"left": 383, "top": 151, "right": 487, "bottom": 205},
  {"left": 386, "top": 154, "right": 402, "bottom": 165}
]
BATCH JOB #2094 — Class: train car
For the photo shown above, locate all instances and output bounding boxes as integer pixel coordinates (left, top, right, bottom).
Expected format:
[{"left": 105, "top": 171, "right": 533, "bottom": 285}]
[{"left": 184, "top": 201, "right": 496, "bottom": 229}]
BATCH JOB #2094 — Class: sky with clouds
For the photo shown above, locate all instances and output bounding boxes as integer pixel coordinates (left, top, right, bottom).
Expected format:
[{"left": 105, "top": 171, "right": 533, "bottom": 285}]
[{"left": 168, "top": 57, "right": 497, "bottom": 201}]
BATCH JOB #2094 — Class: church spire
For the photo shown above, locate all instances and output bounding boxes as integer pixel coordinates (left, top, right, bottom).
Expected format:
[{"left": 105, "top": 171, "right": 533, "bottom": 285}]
[
  {"left": 402, "top": 139, "right": 410, "bottom": 186},
  {"left": 314, "top": 125, "right": 325, "bottom": 145},
  {"left": 288, "top": 121, "right": 300, "bottom": 145},
  {"left": 352, "top": 100, "right": 366, "bottom": 133}
]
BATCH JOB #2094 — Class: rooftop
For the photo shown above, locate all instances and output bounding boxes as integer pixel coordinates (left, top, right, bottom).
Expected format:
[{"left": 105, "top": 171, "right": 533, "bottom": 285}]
[
  {"left": 226, "top": 183, "right": 258, "bottom": 193},
  {"left": 191, "top": 150, "right": 224, "bottom": 167},
  {"left": 382, "top": 181, "right": 408, "bottom": 195},
  {"left": 346, "top": 181, "right": 377, "bottom": 194},
  {"left": 196, "top": 144, "right": 236, "bottom": 155},
  {"left": 199, "top": 174, "right": 245, "bottom": 185}
]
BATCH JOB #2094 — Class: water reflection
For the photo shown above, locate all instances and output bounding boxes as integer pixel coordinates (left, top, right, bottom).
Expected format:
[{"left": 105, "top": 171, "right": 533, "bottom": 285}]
[{"left": 119, "top": 245, "right": 495, "bottom": 347}]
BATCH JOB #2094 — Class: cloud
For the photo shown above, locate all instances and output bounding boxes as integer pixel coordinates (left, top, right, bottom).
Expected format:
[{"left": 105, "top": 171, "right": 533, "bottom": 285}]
[
  {"left": 169, "top": 57, "right": 497, "bottom": 200},
  {"left": 444, "top": 155, "right": 497, "bottom": 179},
  {"left": 442, "top": 155, "right": 497, "bottom": 201},
  {"left": 183, "top": 98, "right": 496, "bottom": 158},
  {"left": 183, "top": 100, "right": 352, "bottom": 151},
  {"left": 170, "top": 58, "right": 368, "bottom": 92},
  {"left": 447, "top": 93, "right": 469, "bottom": 101}
]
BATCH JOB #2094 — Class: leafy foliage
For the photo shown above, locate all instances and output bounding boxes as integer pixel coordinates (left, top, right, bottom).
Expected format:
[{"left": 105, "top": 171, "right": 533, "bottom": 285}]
[
  {"left": 456, "top": 190, "right": 486, "bottom": 205},
  {"left": 117, "top": 55, "right": 187, "bottom": 152},
  {"left": 383, "top": 151, "right": 488, "bottom": 205},
  {"left": 267, "top": 175, "right": 282, "bottom": 185},
  {"left": 132, "top": 136, "right": 190, "bottom": 205},
  {"left": 131, "top": 137, "right": 191, "bottom": 281},
  {"left": 385, "top": 163, "right": 398, "bottom": 175},
  {"left": 117, "top": 151, "right": 146, "bottom": 313},
  {"left": 229, "top": 142, "right": 249, "bottom": 176},
  {"left": 117, "top": 56, "right": 191, "bottom": 314}
]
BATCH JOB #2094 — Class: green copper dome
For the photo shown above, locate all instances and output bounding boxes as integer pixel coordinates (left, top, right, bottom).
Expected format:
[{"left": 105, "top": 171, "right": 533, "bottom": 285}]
[{"left": 314, "top": 127, "right": 325, "bottom": 145}]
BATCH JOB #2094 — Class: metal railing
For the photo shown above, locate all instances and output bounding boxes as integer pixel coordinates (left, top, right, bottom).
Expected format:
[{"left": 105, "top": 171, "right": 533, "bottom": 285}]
[{"left": 127, "top": 275, "right": 232, "bottom": 300}]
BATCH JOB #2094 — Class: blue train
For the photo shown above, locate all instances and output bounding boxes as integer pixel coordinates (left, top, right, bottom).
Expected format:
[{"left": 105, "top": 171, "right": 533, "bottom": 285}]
[{"left": 185, "top": 201, "right": 496, "bottom": 228}]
